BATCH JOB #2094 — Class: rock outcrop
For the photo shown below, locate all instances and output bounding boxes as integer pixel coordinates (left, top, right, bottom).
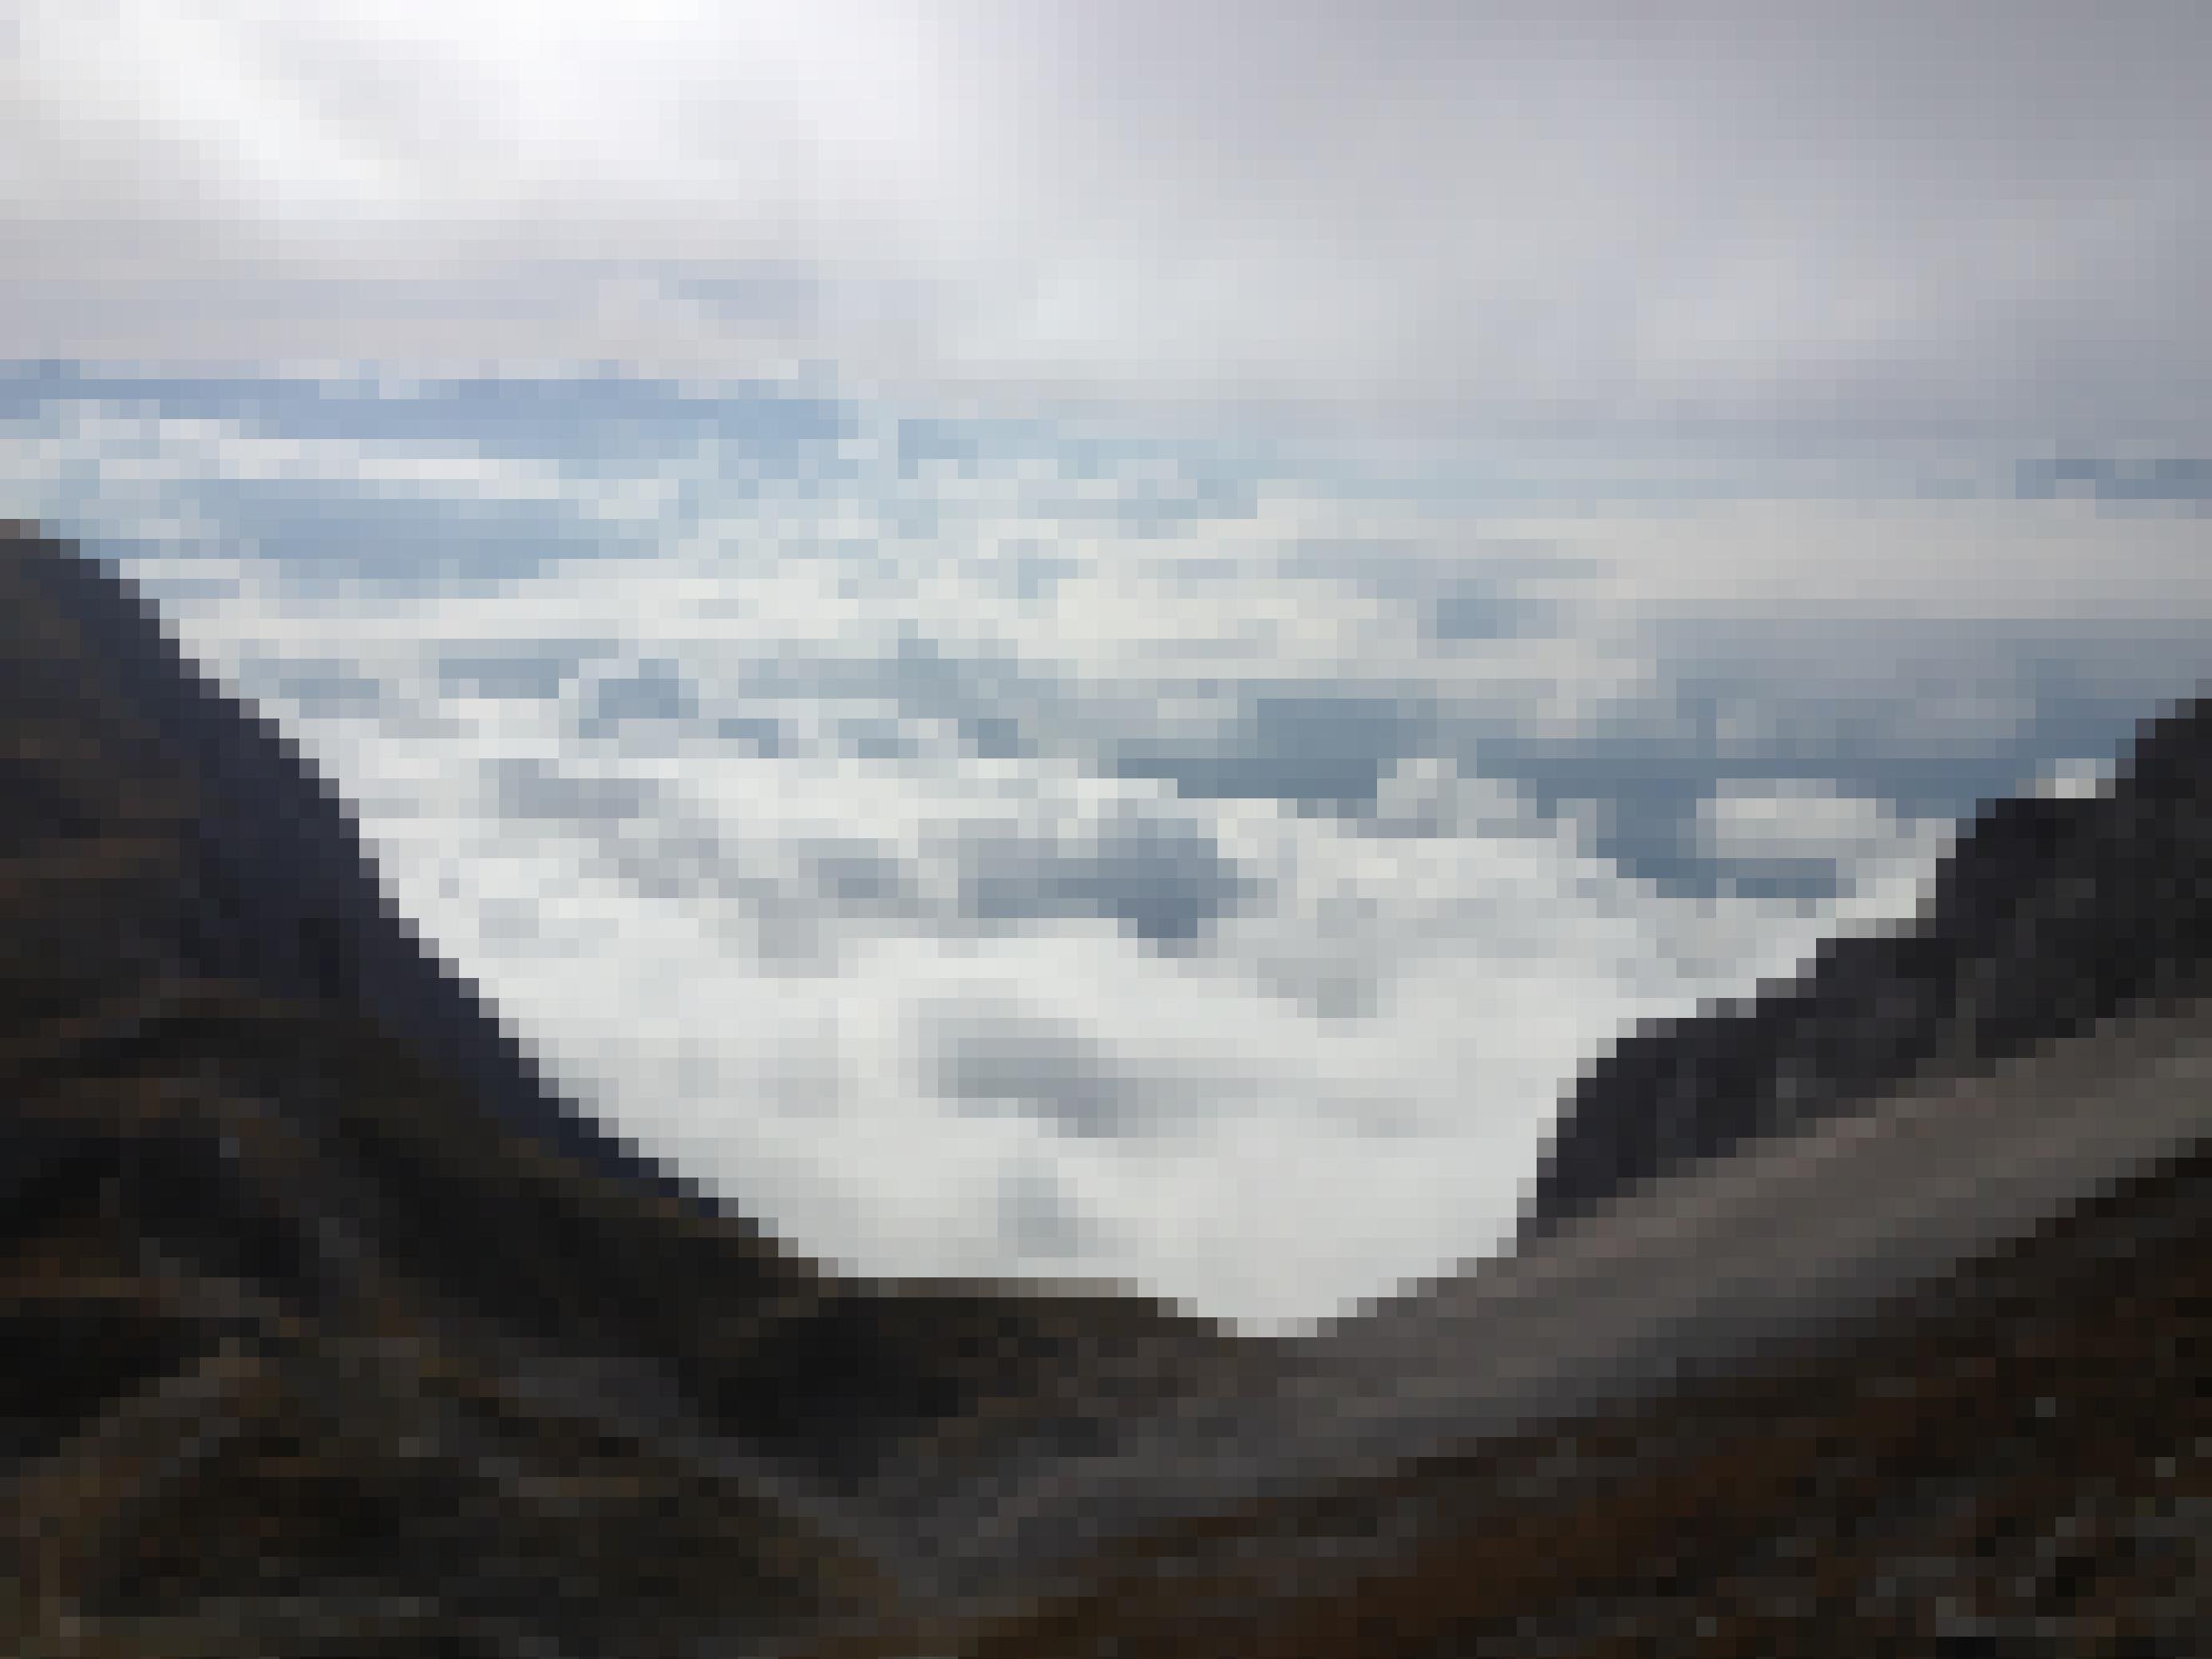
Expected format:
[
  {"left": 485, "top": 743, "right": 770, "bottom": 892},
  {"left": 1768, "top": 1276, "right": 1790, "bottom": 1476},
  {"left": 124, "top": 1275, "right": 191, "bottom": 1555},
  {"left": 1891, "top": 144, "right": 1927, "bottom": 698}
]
[{"left": 1521, "top": 694, "right": 2212, "bottom": 1246}]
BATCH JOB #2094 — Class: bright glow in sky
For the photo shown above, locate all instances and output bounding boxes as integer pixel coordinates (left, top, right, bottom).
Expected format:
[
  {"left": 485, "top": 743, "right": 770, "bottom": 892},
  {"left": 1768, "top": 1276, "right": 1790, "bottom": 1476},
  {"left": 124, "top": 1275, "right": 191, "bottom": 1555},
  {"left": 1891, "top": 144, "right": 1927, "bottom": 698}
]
[{"left": 6, "top": 2, "right": 2209, "bottom": 437}]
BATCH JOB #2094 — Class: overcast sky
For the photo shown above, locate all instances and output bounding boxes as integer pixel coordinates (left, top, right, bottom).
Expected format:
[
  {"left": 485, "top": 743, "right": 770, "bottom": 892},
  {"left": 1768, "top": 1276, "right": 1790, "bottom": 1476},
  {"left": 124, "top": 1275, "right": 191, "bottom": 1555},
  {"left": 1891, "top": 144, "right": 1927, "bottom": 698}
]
[{"left": 6, "top": 1, "right": 2208, "bottom": 438}]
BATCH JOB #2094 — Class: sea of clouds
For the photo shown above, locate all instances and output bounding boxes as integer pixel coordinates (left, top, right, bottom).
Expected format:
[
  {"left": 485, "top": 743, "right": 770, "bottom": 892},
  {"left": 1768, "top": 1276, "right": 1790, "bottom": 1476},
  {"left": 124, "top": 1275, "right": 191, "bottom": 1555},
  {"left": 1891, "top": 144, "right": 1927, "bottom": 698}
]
[{"left": 5, "top": 365, "right": 2209, "bottom": 1332}]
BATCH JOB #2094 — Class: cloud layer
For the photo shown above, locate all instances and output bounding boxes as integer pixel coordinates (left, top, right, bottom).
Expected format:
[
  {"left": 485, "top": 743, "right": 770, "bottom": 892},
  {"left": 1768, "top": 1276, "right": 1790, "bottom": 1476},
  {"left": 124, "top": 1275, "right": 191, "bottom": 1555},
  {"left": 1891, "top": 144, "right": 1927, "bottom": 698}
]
[
  {"left": 7, "top": 373, "right": 2209, "bottom": 1328},
  {"left": 6, "top": 2, "right": 2210, "bottom": 435}
]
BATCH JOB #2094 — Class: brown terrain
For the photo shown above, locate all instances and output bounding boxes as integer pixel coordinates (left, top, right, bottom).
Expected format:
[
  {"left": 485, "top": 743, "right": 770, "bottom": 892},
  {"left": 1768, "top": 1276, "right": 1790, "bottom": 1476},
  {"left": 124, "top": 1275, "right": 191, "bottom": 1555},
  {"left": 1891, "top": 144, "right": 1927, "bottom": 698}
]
[
  {"left": 928, "top": 1063, "right": 2212, "bottom": 1658},
  {"left": 0, "top": 523, "right": 1260, "bottom": 1657},
  {"left": 0, "top": 520, "right": 2205, "bottom": 1656}
]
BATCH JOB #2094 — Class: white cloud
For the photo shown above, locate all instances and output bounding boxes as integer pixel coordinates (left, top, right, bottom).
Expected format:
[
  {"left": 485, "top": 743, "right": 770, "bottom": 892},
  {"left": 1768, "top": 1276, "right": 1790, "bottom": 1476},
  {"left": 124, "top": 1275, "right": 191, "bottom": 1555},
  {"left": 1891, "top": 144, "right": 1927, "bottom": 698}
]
[
  {"left": 6, "top": 2, "right": 2209, "bottom": 435},
  {"left": 9, "top": 386, "right": 2209, "bottom": 1329}
]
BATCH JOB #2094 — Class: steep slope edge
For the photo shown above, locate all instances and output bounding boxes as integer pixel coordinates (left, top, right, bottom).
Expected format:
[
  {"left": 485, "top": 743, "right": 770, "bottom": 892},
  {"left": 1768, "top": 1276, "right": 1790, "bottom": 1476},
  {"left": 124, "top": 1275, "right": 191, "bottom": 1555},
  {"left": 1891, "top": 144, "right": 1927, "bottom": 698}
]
[
  {"left": 0, "top": 525, "right": 1264, "bottom": 1657},
  {"left": 1521, "top": 689, "right": 2212, "bottom": 1245}
]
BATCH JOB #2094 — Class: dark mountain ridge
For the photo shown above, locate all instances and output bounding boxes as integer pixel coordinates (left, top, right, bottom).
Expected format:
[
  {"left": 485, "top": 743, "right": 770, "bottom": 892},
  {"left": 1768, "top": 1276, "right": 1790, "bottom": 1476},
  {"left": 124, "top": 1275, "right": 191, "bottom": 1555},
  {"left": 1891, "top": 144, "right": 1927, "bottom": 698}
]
[
  {"left": 1521, "top": 688, "right": 2212, "bottom": 1245},
  {"left": 0, "top": 522, "right": 675, "bottom": 1197},
  {"left": 0, "top": 523, "right": 1262, "bottom": 1655}
]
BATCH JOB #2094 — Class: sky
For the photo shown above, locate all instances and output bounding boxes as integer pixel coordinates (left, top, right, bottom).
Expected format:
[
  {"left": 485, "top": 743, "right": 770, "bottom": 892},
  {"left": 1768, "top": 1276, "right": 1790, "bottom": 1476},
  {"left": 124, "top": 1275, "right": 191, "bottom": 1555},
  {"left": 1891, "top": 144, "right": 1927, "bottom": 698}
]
[
  {"left": 6, "top": 1, "right": 2210, "bottom": 439},
  {"left": 3, "top": 7, "right": 2210, "bottom": 1332}
]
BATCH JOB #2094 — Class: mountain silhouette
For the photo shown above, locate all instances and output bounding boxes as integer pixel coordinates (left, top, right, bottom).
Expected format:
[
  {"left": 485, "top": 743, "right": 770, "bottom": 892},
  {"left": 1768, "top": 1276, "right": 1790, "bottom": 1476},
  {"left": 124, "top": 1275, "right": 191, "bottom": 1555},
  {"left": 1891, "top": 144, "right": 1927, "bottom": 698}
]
[
  {"left": 2, "top": 521, "right": 2204, "bottom": 1656},
  {"left": 1521, "top": 683, "right": 2212, "bottom": 1246},
  {"left": 0, "top": 523, "right": 1261, "bottom": 1656}
]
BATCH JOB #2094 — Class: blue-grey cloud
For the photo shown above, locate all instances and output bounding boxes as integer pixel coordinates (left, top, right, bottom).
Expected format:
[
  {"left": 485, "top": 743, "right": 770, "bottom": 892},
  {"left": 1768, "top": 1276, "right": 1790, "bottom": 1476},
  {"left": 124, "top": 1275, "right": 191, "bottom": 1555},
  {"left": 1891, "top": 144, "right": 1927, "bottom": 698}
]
[
  {"left": 576, "top": 657, "right": 698, "bottom": 737},
  {"left": 1114, "top": 689, "right": 1439, "bottom": 814},
  {"left": 232, "top": 656, "right": 388, "bottom": 721},
  {"left": 928, "top": 1005, "right": 1153, "bottom": 1140},
  {"left": 438, "top": 640, "right": 613, "bottom": 702},
  {"left": 484, "top": 755, "right": 659, "bottom": 830},
  {"left": 959, "top": 810, "right": 1259, "bottom": 945}
]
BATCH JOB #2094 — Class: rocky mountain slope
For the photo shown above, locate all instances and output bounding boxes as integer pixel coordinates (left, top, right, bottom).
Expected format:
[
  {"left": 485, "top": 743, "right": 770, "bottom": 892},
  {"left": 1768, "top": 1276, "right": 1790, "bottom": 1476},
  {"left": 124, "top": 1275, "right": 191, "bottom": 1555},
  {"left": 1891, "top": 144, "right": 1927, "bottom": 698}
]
[
  {"left": 0, "top": 523, "right": 1264, "bottom": 1657},
  {"left": 1521, "top": 684, "right": 2212, "bottom": 1245}
]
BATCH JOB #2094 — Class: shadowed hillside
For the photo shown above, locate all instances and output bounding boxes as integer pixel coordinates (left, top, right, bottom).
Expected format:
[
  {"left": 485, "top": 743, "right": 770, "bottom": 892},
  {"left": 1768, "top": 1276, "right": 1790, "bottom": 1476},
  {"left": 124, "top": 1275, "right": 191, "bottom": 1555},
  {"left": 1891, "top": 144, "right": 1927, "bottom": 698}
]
[{"left": 0, "top": 524, "right": 1264, "bottom": 1657}]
